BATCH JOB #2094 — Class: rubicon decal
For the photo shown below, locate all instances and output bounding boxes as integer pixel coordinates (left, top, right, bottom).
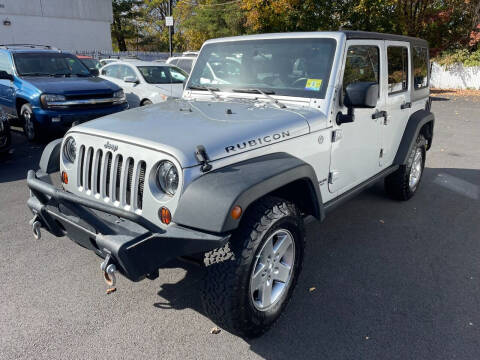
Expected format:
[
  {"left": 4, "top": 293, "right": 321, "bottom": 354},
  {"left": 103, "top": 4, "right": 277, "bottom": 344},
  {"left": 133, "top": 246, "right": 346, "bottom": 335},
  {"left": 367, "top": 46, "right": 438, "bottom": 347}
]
[{"left": 225, "top": 131, "right": 290, "bottom": 153}]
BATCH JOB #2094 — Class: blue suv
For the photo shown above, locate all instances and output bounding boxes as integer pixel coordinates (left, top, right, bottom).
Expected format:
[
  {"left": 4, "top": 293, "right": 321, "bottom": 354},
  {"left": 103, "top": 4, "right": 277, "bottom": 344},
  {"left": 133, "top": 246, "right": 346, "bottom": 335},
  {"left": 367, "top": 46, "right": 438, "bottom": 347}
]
[{"left": 0, "top": 45, "right": 128, "bottom": 141}]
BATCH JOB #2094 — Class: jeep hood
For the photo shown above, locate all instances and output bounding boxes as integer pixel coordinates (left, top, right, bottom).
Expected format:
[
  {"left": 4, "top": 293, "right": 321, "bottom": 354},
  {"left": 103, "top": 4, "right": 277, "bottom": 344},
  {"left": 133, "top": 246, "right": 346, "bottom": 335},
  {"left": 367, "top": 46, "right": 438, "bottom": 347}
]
[
  {"left": 72, "top": 98, "right": 326, "bottom": 168},
  {"left": 24, "top": 76, "right": 121, "bottom": 95}
]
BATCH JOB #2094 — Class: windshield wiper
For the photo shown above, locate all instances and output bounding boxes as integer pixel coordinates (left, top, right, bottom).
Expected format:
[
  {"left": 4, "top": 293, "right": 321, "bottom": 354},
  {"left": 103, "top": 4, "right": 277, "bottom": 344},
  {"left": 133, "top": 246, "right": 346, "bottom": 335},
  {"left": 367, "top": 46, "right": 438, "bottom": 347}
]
[
  {"left": 232, "top": 88, "right": 286, "bottom": 109},
  {"left": 187, "top": 85, "right": 221, "bottom": 99},
  {"left": 20, "top": 72, "right": 54, "bottom": 77}
]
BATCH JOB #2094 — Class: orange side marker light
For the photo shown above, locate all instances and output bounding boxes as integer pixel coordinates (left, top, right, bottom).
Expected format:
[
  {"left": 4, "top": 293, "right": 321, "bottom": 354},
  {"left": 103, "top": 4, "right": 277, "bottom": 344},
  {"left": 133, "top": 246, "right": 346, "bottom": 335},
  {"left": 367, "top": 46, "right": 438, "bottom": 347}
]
[
  {"left": 231, "top": 205, "right": 242, "bottom": 220},
  {"left": 160, "top": 207, "right": 172, "bottom": 225}
]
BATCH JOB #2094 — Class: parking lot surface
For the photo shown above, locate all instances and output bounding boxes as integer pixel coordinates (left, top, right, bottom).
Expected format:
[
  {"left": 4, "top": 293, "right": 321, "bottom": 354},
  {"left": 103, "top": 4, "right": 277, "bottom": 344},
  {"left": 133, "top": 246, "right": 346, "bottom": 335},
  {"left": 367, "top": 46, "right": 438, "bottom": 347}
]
[{"left": 1, "top": 94, "right": 479, "bottom": 360}]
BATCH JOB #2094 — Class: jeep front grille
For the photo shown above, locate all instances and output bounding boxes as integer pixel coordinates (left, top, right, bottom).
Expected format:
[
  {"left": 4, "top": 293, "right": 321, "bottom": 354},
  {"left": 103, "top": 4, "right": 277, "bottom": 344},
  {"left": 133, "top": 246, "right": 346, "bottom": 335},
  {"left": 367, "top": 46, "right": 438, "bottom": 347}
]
[{"left": 77, "top": 146, "right": 145, "bottom": 211}]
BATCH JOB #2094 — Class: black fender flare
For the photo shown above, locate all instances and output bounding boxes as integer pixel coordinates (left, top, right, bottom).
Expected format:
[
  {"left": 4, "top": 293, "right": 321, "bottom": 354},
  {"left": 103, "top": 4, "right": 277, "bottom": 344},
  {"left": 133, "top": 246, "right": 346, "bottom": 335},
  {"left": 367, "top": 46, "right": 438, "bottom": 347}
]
[
  {"left": 173, "top": 152, "right": 324, "bottom": 233},
  {"left": 39, "top": 138, "right": 62, "bottom": 174},
  {"left": 393, "top": 109, "right": 434, "bottom": 165}
]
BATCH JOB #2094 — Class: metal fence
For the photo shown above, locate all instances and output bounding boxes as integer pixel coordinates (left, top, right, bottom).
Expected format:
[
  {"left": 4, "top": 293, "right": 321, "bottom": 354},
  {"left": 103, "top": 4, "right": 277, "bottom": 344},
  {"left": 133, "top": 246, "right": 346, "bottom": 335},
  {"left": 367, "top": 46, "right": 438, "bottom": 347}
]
[{"left": 71, "top": 50, "right": 182, "bottom": 62}]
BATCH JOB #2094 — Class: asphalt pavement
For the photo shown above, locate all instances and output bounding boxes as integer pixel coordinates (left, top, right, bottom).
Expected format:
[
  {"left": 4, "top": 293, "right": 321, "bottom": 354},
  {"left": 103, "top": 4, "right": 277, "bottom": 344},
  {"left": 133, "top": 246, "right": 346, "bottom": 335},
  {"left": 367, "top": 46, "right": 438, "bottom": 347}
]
[{"left": 1, "top": 94, "right": 479, "bottom": 360}]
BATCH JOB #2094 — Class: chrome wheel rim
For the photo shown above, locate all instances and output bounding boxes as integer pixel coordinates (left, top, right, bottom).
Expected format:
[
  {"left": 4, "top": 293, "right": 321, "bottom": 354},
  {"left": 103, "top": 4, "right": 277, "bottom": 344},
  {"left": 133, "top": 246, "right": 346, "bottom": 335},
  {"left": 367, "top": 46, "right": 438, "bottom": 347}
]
[
  {"left": 250, "top": 229, "right": 295, "bottom": 311},
  {"left": 23, "top": 110, "right": 34, "bottom": 139},
  {"left": 409, "top": 148, "right": 423, "bottom": 189}
]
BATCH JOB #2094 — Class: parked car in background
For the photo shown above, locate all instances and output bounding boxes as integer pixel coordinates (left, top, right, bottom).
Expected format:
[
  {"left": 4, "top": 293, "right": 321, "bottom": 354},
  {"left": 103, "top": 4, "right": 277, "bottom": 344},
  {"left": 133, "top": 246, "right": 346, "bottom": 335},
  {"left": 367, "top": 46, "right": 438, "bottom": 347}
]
[
  {"left": 166, "top": 52, "right": 198, "bottom": 73},
  {"left": 99, "top": 58, "right": 119, "bottom": 67},
  {"left": 0, "top": 44, "right": 128, "bottom": 141},
  {"left": 100, "top": 60, "right": 188, "bottom": 107},
  {"left": 0, "top": 106, "right": 11, "bottom": 154},
  {"left": 76, "top": 55, "right": 101, "bottom": 72}
]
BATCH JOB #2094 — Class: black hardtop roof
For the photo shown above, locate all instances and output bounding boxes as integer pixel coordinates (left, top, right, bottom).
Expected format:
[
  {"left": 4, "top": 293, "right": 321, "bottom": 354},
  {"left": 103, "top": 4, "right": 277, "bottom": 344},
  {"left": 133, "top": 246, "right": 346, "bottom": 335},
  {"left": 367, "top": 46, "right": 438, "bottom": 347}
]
[{"left": 342, "top": 31, "right": 428, "bottom": 46}]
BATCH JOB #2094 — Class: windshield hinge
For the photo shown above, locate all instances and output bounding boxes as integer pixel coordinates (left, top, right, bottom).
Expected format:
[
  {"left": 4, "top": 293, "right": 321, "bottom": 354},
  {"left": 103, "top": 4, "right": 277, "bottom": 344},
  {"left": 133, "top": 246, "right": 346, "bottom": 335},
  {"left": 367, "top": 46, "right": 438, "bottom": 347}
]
[{"left": 195, "top": 145, "right": 212, "bottom": 172}]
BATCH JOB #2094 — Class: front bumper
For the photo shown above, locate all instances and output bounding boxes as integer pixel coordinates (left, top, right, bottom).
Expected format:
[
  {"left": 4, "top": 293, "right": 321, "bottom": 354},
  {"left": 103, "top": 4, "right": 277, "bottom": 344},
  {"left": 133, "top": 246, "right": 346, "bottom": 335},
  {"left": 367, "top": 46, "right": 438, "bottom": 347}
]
[
  {"left": 26, "top": 170, "right": 229, "bottom": 282},
  {"left": 32, "top": 103, "right": 129, "bottom": 130}
]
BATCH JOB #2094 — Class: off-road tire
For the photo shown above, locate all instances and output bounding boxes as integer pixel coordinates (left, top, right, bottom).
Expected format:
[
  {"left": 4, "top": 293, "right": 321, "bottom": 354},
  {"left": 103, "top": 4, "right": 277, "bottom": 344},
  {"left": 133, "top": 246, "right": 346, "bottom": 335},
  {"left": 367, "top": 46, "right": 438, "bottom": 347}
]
[
  {"left": 385, "top": 134, "right": 426, "bottom": 201},
  {"left": 201, "top": 196, "right": 305, "bottom": 338}
]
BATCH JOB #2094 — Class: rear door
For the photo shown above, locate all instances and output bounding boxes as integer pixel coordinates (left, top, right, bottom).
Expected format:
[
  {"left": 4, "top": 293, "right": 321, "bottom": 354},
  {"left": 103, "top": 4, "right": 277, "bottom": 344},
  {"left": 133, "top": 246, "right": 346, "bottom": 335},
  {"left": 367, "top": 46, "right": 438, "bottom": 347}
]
[
  {"left": 118, "top": 65, "right": 141, "bottom": 107},
  {"left": 328, "top": 40, "right": 386, "bottom": 194},
  {"left": 381, "top": 41, "right": 411, "bottom": 167},
  {"left": 168, "top": 66, "right": 187, "bottom": 98}
]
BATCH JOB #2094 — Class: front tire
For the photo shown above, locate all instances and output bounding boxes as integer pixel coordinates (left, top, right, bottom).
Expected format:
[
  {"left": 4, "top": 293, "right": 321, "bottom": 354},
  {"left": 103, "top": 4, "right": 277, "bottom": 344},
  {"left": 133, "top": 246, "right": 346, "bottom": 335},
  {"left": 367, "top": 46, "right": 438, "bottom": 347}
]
[
  {"left": 385, "top": 134, "right": 426, "bottom": 200},
  {"left": 141, "top": 99, "right": 152, "bottom": 106},
  {"left": 21, "top": 103, "right": 41, "bottom": 142},
  {"left": 201, "top": 196, "right": 305, "bottom": 338}
]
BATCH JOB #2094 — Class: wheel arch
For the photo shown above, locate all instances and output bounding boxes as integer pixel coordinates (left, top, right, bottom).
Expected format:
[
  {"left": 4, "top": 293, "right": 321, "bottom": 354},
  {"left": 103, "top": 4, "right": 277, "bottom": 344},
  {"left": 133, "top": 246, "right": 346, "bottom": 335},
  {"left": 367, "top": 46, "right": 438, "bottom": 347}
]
[
  {"left": 393, "top": 109, "right": 434, "bottom": 165},
  {"left": 15, "top": 97, "right": 30, "bottom": 117},
  {"left": 173, "top": 153, "right": 324, "bottom": 234}
]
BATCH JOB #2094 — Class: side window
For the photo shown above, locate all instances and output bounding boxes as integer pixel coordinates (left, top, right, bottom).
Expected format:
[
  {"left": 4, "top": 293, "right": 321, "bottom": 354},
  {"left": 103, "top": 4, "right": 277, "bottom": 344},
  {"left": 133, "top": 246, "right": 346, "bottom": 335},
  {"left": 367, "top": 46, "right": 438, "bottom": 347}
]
[
  {"left": 169, "top": 67, "right": 187, "bottom": 83},
  {"left": 0, "top": 52, "right": 13, "bottom": 74},
  {"left": 103, "top": 64, "right": 120, "bottom": 78},
  {"left": 120, "top": 65, "right": 136, "bottom": 80},
  {"left": 413, "top": 47, "right": 428, "bottom": 89},
  {"left": 387, "top": 46, "right": 409, "bottom": 94},
  {"left": 343, "top": 45, "right": 380, "bottom": 94}
]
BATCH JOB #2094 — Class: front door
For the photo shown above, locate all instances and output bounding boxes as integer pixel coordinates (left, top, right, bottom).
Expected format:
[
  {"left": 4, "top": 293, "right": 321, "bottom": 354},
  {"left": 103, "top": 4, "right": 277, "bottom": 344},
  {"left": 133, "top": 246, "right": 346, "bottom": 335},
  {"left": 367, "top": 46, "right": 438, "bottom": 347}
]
[
  {"left": 381, "top": 41, "right": 412, "bottom": 167},
  {"left": 328, "top": 40, "right": 386, "bottom": 194},
  {"left": 0, "top": 52, "right": 15, "bottom": 115}
]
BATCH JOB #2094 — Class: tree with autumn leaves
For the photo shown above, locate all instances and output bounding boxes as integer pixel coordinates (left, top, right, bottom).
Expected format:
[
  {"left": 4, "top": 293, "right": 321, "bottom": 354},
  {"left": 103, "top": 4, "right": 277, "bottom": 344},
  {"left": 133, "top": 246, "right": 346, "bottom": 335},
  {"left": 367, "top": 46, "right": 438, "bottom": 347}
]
[{"left": 112, "top": 0, "right": 480, "bottom": 56}]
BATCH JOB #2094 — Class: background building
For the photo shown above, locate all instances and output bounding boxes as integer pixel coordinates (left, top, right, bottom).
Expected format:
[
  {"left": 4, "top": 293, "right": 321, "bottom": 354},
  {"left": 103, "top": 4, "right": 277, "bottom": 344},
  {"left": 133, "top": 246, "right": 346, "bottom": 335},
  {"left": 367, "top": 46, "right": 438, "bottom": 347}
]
[{"left": 0, "top": 0, "right": 113, "bottom": 51}]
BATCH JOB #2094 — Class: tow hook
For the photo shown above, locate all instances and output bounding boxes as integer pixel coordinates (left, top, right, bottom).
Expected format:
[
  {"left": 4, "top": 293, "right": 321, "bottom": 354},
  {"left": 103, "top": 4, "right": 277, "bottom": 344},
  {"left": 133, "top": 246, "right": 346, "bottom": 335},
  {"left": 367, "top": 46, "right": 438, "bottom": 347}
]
[
  {"left": 29, "top": 215, "right": 42, "bottom": 240},
  {"left": 100, "top": 254, "right": 117, "bottom": 294}
]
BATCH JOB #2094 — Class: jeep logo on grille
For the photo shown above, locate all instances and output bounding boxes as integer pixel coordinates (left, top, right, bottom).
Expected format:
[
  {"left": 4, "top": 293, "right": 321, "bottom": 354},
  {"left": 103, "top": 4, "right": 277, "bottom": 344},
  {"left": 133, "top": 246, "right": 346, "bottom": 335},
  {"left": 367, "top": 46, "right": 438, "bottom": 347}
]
[{"left": 104, "top": 141, "right": 118, "bottom": 152}]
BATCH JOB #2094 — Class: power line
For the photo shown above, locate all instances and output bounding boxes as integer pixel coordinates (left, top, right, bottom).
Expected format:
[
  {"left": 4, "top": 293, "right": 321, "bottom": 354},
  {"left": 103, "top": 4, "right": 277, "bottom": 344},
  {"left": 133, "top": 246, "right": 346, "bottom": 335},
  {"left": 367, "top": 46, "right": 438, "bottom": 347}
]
[{"left": 181, "top": 0, "right": 242, "bottom": 7}]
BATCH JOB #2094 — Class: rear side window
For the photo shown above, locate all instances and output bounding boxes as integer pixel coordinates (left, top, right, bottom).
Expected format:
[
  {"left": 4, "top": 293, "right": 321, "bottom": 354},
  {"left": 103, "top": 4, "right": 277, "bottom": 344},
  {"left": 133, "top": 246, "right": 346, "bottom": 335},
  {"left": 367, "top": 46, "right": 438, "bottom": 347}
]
[
  {"left": 413, "top": 47, "right": 428, "bottom": 89},
  {"left": 118, "top": 65, "right": 136, "bottom": 80},
  {"left": 387, "top": 46, "right": 409, "bottom": 94},
  {"left": 102, "top": 64, "right": 120, "bottom": 78},
  {"left": 343, "top": 45, "right": 380, "bottom": 93},
  {"left": 0, "top": 52, "right": 13, "bottom": 74}
]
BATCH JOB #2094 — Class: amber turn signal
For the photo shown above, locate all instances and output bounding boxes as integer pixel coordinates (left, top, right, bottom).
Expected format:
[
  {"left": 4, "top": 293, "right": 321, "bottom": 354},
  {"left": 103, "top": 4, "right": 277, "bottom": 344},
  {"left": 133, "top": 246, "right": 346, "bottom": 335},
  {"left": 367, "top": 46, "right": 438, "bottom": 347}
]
[
  {"left": 231, "top": 205, "right": 242, "bottom": 220},
  {"left": 159, "top": 207, "right": 171, "bottom": 225},
  {"left": 61, "top": 171, "right": 68, "bottom": 184}
]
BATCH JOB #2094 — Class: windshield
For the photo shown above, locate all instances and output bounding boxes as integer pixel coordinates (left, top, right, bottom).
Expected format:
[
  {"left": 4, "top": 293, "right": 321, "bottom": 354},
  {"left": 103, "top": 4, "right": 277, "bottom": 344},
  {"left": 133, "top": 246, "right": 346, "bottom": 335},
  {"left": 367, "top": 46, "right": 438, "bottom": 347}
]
[
  {"left": 138, "top": 66, "right": 188, "bottom": 84},
  {"left": 187, "top": 38, "right": 337, "bottom": 99},
  {"left": 13, "top": 52, "right": 91, "bottom": 77}
]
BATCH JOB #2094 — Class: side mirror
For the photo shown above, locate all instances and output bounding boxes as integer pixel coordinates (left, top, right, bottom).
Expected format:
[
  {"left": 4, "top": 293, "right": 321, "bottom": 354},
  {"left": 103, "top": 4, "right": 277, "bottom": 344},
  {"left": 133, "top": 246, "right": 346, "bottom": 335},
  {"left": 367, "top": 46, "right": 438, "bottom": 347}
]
[
  {"left": 90, "top": 69, "right": 99, "bottom": 77},
  {"left": 343, "top": 81, "right": 378, "bottom": 108},
  {"left": 124, "top": 76, "right": 139, "bottom": 84},
  {"left": 337, "top": 82, "right": 379, "bottom": 125},
  {"left": 0, "top": 71, "right": 14, "bottom": 81}
]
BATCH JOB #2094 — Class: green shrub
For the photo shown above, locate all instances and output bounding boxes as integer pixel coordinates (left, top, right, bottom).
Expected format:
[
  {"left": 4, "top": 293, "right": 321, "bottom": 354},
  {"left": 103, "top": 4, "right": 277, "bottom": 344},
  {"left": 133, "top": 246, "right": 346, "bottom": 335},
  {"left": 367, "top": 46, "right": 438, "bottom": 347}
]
[{"left": 434, "top": 48, "right": 480, "bottom": 68}]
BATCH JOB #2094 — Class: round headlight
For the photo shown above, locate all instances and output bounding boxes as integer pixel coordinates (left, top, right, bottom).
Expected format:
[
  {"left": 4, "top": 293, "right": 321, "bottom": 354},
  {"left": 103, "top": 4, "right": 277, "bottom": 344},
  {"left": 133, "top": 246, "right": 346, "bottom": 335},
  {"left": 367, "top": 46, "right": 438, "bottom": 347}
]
[
  {"left": 156, "top": 161, "right": 179, "bottom": 196},
  {"left": 63, "top": 136, "right": 76, "bottom": 163}
]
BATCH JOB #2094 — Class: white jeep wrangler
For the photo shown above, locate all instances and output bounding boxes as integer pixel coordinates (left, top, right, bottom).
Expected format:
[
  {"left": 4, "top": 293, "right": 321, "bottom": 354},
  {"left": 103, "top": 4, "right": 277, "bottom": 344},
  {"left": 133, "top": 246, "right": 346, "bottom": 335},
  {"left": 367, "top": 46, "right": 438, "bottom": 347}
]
[{"left": 27, "top": 31, "right": 434, "bottom": 337}]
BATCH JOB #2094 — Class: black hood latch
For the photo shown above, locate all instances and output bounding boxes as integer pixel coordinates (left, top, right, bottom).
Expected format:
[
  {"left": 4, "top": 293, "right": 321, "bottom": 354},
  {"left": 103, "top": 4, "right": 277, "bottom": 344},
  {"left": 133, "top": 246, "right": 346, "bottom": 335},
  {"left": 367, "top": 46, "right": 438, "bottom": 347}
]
[{"left": 195, "top": 145, "right": 212, "bottom": 172}]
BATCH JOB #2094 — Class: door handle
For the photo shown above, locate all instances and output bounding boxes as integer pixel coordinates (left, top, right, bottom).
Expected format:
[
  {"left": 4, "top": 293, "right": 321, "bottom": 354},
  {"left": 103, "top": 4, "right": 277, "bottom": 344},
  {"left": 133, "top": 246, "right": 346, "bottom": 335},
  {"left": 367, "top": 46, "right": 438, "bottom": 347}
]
[
  {"left": 400, "top": 102, "right": 411, "bottom": 109},
  {"left": 371, "top": 110, "right": 387, "bottom": 119}
]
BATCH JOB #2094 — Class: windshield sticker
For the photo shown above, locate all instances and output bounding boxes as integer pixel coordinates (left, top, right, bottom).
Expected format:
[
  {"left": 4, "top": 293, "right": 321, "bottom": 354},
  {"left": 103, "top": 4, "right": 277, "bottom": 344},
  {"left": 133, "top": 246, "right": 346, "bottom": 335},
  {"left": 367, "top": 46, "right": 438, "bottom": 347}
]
[{"left": 305, "top": 79, "right": 323, "bottom": 92}]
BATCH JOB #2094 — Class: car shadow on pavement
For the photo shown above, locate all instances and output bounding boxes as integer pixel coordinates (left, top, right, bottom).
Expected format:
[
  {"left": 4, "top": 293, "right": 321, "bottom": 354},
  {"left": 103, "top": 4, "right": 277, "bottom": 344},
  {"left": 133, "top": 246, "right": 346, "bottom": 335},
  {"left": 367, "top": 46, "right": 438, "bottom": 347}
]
[
  {"left": 0, "top": 130, "right": 47, "bottom": 183},
  {"left": 154, "top": 167, "right": 480, "bottom": 360}
]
